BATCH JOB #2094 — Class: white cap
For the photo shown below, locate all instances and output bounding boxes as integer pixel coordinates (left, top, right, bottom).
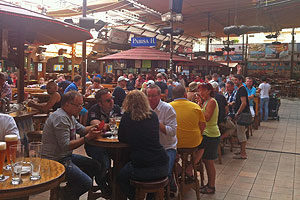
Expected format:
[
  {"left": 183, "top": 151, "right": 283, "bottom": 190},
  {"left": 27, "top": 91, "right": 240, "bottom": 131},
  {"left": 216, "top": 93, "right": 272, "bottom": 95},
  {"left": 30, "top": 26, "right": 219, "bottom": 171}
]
[
  {"left": 4, "top": 134, "right": 18, "bottom": 142},
  {"left": 117, "top": 76, "right": 129, "bottom": 82},
  {"left": 147, "top": 80, "right": 155, "bottom": 86},
  {"left": 210, "top": 81, "right": 219, "bottom": 89},
  {"left": 0, "top": 142, "right": 6, "bottom": 150}
]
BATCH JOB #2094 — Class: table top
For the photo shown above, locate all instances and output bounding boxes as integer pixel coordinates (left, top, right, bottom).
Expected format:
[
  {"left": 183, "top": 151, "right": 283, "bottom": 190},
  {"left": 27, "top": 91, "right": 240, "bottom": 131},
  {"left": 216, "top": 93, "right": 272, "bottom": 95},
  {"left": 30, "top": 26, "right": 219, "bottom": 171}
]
[
  {"left": 0, "top": 158, "right": 65, "bottom": 199},
  {"left": 9, "top": 109, "right": 40, "bottom": 121},
  {"left": 31, "top": 93, "right": 50, "bottom": 97},
  {"left": 88, "top": 136, "right": 129, "bottom": 148}
]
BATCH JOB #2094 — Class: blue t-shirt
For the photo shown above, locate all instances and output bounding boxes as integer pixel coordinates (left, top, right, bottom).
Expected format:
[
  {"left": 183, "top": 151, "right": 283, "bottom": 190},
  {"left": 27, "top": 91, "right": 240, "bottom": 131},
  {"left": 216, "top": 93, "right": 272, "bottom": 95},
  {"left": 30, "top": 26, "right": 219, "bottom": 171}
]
[
  {"left": 64, "top": 82, "right": 78, "bottom": 94},
  {"left": 243, "top": 83, "right": 256, "bottom": 106}
]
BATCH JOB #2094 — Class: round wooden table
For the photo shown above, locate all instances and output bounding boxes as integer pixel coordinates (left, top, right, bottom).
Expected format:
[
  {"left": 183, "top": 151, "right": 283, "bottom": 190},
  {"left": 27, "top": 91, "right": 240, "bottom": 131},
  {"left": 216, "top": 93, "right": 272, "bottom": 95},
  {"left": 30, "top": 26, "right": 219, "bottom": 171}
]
[
  {"left": 88, "top": 136, "right": 129, "bottom": 200},
  {"left": 0, "top": 158, "right": 65, "bottom": 199},
  {"left": 9, "top": 109, "right": 39, "bottom": 122}
]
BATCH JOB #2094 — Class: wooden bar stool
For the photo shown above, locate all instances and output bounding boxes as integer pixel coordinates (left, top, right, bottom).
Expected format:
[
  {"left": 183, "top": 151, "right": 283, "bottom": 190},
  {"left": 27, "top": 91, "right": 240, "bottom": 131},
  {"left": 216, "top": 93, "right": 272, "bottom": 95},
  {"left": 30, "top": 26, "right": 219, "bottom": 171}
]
[
  {"left": 130, "top": 177, "right": 169, "bottom": 200},
  {"left": 176, "top": 147, "right": 200, "bottom": 200}
]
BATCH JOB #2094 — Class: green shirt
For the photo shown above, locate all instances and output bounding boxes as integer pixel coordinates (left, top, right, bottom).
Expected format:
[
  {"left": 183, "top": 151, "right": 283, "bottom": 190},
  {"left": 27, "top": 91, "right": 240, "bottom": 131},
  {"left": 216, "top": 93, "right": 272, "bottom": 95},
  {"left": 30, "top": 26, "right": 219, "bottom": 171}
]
[{"left": 202, "top": 98, "right": 221, "bottom": 138}]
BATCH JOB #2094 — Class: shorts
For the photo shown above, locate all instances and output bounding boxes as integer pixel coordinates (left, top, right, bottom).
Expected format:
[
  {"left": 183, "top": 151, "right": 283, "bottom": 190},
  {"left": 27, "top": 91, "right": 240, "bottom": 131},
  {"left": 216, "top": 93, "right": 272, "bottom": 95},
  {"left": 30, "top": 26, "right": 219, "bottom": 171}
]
[
  {"left": 197, "top": 140, "right": 205, "bottom": 150},
  {"left": 236, "top": 122, "right": 247, "bottom": 142},
  {"left": 202, "top": 135, "right": 220, "bottom": 160}
]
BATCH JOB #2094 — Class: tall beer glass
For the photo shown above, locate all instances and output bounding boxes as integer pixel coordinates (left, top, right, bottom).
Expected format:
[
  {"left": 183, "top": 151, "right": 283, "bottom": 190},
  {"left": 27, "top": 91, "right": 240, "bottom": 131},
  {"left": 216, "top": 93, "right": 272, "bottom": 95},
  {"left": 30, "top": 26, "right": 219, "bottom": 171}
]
[
  {"left": 10, "top": 144, "right": 24, "bottom": 185},
  {"left": 4, "top": 135, "right": 18, "bottom": 170},
  {"left": 0, "top": 142, "right": 6, "bottom": 180}
]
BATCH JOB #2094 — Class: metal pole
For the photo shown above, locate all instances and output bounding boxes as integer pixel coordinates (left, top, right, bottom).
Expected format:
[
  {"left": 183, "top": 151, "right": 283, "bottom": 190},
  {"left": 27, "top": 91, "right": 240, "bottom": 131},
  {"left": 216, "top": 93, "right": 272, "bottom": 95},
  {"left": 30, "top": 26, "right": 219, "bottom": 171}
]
[
  {"left": 245, "top": 34, "right": 249, "bottom": 76},
  {"left": 291, "top": 28, "right": 295, "bottom": 79},
  {"left": 81, "top": 0, "right": 87, "bottom": 95},
  {"left": 169, "top": 14, "right": 174, "bottom": 75},
  {"left": 206, "top": 12, "right": 210, "bottom": 61},
  {"left": 227, "top": 9, "right": 230, "bottom": 68}
]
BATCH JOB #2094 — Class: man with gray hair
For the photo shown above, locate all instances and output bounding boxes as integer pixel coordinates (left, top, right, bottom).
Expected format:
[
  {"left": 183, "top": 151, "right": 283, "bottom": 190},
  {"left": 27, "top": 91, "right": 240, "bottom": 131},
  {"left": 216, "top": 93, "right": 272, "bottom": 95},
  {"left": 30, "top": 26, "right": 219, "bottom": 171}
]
[
  {"left": 0, "top": 72, "right": 12, "bottom": 100},
  {"left": 42, "top": 91, "right": 105, "bottom": 200},
  {"left": 146, "top": 84, "right": 177, "bottom": 194}
]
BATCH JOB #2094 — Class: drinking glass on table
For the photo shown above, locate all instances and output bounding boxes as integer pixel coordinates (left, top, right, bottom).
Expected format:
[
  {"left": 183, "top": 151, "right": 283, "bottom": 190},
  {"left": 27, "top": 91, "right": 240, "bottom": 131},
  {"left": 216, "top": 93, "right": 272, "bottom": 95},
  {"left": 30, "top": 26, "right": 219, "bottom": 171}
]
[
  {"left": 29, "top": 142, "right": 42, "bottom": 181},
  {"left": 109, "top": 114, "right": 117, "bottom": 139},
  {"left": 0, "top": 142, "right": 6, "bottom": 180},
  {"left": 10, "top": 144, "right": 24, "bottom": 185},
  {"left": 4, "top": 135, "right": 18, "bottom": 170}
]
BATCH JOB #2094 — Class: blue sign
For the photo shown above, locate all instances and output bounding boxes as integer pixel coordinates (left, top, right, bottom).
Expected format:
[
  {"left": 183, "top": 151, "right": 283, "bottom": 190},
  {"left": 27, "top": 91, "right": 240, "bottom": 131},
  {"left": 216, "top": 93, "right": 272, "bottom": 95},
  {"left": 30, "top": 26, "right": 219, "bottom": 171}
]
[{"left": 131, "top": 37, "right": 156, "bottom": 47}]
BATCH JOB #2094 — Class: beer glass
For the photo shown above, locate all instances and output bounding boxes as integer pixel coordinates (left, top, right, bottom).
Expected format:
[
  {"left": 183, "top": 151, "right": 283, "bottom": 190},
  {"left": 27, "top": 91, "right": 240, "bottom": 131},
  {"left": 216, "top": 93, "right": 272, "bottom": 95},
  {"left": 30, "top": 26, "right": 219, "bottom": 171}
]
[
  {"left": 10, "top": 144, "right": 24, "bottom": 185},
  {"left": 0, "top": 142, "right": 6, "bottom": 180},
  {"left": 4, "top": 135, "right": 18, "bottom": 170},
  {"left": 29, "top": 142, "right": 42, "bottom": 181}
]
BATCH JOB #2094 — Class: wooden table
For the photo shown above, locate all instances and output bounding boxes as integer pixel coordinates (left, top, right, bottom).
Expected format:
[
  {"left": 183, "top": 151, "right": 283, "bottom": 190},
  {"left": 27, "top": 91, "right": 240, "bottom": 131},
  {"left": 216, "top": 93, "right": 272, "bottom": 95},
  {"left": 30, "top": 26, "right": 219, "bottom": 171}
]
[
  {"left": 31, "top": 93, "right": 50, "bottom": 103},
  {"left": 0, "top": 158, "right": 65, "bottom": 200},
  {"left": 9, "top": 109, "right": 39, "bottom": 122},
  {"left": 88, "top": 136, "right": 129, "bottom": 200}
]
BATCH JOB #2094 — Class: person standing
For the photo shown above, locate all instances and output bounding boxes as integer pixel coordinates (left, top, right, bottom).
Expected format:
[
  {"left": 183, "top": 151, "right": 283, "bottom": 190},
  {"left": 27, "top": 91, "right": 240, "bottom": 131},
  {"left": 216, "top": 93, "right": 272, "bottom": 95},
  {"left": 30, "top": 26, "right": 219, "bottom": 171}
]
[
  {"left": 232, "top": 74, "right": 250, "bottom": 159},
  {"left": 155, "top": 73, "right": 168, "bottom": 95},
  {"left": 126, "top": 74, "right": 135, "bottom": 91},
  {"left": 244, "top": 77, "right": 257, "bottom": 117},
  {"left": 112, "top": 76, "right": 128, "bottom": 107},
  {"left": 198, "top": 83, "right": 220, "bottom": 194},
  {"left": 117, "top": 90, "right": 169, "bottom": 200},
  {"left": 257, "top": 77, "right": 271, "bottom": 121}
]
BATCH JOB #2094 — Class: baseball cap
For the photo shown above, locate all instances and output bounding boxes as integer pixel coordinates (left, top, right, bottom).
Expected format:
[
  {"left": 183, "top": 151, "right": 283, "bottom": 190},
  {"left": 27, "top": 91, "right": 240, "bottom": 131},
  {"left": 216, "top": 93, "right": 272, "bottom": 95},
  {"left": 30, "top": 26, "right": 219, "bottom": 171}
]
[
  {"left": 117, "top": 76, "right": 129, "bottom": 82},
  {"left": 210, "top": 81, "right": 219, "bottom": 89},
  {"left": 147, "top": 80, "right": 155, "bottom": 86}
]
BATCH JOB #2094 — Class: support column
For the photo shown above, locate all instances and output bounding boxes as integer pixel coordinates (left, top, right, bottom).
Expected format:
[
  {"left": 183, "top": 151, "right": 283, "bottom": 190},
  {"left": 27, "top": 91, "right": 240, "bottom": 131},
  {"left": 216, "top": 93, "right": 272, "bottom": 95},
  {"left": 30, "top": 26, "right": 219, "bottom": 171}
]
[
  {"left": 291, "top": 28, "right": 295, "bottom": 79},
  {"left": 17, "top": 31, "right": 25, "bottom": 103},
  {"left": 81, "top": 0, "right": 87, "bottom": 95}
]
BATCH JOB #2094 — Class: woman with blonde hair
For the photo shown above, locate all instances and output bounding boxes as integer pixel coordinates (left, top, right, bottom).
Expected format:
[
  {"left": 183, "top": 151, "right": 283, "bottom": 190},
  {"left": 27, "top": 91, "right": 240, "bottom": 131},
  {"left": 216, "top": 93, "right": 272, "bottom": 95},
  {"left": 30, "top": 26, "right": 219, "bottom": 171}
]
[{"left": 117, "top": 90, "right": 169, "bottom": 199}]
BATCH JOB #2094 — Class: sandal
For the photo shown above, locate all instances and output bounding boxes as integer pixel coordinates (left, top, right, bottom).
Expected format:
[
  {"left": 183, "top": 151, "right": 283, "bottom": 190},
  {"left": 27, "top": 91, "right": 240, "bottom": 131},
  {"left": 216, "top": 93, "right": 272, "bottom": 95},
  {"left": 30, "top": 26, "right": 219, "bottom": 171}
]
[
  {"left": 200, "top": 184, "right": 208, "bottom": 189},
  {"left": 200, "top": 185, "right": 215, "bottom": 194},
  {"left": 233, "top": 155, "right": 247, "bottom": 159},
  {"left": 234, "top": 152, "right": 241, "bottom": 155}
]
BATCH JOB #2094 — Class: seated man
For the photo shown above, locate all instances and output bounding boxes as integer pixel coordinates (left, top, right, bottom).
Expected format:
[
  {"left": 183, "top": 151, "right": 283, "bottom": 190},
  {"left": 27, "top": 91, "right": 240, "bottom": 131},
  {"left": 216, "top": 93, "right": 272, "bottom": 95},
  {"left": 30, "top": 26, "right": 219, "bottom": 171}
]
[
  {"left": 170, "top": 85, "right": 206, "bottom": 177},
  {"left": 41, "top": 91, "right": 105, "bottom": 200},
  {"left": 28, "top": 81, "right": 62, "bottom": 113},
  {"left": 86, "top": 77, "right": 104, "bottom": 96},
  {"left": 85, "top": 89, "right": 121, "bottom": 193},
  {"left": 0, "top": 113, "right": 20, "bottom": 141},
  {"left": 146, "top": 84, "right": 177, "bottom": 193}
]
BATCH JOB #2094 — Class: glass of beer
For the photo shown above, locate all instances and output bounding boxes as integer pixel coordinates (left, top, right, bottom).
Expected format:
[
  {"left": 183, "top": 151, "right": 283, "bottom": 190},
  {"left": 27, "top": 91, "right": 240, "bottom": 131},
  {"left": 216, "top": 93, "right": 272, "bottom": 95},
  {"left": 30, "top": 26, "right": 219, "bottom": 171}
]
[
  {"left": 115, "top": 117, "right": 121, "bottom": 129},
  {"left": 10, "top": 144, "right": 24, "bottom": 185},
  {"left": 4, "top": 135, "right": 18, "bottom": 170},
  {"left": 0, "top": 142, "right": 6, "bottom": 180}
]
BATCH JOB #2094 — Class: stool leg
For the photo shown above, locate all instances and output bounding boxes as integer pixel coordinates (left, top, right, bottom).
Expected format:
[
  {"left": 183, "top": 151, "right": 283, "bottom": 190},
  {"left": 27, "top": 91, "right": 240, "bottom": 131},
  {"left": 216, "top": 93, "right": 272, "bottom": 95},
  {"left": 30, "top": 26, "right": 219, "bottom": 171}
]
[
  {"left": 155, "top": 188, "right": 165, "bottom": 200},
  {"left": 191, "top": 152, "right": 200, "bottom": 200},
  {"left": 135, "top": 188, "right": 145, "bottom": 200},
  {"left": 50, "top": 186, "right": 60, "bottom": 200},
  {"left": 198, "top": 160, "right": 205, "bottom": 187},
  {"left": 178, "top": 153, "right": 187, "bottom": 200},
  {"left": 217, "top": 144, "right": 222, "bottom": 164}
]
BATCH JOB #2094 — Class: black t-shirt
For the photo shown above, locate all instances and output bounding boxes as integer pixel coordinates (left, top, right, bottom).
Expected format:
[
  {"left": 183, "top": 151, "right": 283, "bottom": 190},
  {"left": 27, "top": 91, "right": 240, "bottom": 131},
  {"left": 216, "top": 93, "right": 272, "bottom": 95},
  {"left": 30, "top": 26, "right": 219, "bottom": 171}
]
[
  {"left": 155, "top": 81, "right": 168, "bottom": 94},
  {"left": 126, "top": 80, "right": 135, "bottom": 91},
  {"left": 214, "top": 92, "right": 227, "bottom": 124},
  {"left": 58, "top": 80, "right": 71, "bottom": 93},
  {"left": 86, "top": 103, "right": 121, "bottom": 125},
  {"left": 112, "top": 86, "right": 126, "bottom": 107},
  {"left": 118, "top": 111, "right": 168, "bottom": 168},
  {"left": 234, "top": 86, "right": 250, "bottom": 114}
]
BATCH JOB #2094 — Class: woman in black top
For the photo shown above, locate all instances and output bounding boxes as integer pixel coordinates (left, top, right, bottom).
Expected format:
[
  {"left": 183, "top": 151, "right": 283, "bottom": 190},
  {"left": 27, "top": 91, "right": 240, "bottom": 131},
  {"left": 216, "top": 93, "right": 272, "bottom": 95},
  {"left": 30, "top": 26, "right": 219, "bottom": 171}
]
[{"left": 117, "top": 90, "right": 169, "bottom": 200}]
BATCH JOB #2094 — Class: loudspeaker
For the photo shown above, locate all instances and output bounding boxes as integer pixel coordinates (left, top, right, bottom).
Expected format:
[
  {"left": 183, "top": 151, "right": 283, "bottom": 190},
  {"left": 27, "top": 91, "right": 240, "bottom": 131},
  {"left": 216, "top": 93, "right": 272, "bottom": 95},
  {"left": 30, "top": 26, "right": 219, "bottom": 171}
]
[
  {"left": 169, "top": 0, "right": 183, "bottom": 13},
  {"left": 79, "top": 17, "right": 94, "bottom": 29}
]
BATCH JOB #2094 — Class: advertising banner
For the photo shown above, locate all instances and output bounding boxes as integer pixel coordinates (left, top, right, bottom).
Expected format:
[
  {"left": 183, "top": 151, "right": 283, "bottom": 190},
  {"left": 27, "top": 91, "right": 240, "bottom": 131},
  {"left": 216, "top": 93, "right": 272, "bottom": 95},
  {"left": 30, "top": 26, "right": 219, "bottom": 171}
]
[{"left": 131, "top": 37, "right": 156, "bottom": 47}]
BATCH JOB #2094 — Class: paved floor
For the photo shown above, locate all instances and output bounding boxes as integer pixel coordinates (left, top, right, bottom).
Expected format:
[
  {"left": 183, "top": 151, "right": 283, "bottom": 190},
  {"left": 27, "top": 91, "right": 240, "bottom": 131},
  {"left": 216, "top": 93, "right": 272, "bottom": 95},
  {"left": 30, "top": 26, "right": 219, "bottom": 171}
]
[{"left": 31, "top": 98, "right": 299, "bottom": 200}]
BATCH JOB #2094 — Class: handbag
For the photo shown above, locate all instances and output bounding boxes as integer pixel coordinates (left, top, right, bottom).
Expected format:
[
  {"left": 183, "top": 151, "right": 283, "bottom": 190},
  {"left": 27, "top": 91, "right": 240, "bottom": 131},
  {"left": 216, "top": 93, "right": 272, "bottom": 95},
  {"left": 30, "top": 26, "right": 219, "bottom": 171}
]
[{"left": 237, "top": 112, "right": 253, "bottom": 126}]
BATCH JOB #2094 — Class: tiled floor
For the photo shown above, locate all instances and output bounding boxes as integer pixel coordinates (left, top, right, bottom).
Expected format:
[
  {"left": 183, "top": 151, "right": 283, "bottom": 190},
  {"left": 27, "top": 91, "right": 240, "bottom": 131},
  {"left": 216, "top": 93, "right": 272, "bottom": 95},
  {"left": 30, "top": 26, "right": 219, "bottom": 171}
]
[{"left": 31, "top": 98, "right": 300, "bottom": 200}]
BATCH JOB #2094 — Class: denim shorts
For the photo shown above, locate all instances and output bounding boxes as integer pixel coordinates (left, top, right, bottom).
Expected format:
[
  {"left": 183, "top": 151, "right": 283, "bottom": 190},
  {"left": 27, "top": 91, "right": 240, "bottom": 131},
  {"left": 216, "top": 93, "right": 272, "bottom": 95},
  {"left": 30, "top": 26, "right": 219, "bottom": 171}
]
[{"left": 202, "top": 135, "right": 220, "bottom": 160}]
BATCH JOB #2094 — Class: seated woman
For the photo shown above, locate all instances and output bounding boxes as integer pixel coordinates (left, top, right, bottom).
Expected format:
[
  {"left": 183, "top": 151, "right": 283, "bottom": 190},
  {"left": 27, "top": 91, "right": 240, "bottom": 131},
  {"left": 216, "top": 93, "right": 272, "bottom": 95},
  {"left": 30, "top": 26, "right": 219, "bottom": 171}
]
[
  {"left": 117, "top": 90, "right": 169, "bottom": 200},
  {"left": 86, "top": 77, "right": 104, "bottom": 96},
  {"left": 28, "top": 81, "right": 61, "bottom": 113}
]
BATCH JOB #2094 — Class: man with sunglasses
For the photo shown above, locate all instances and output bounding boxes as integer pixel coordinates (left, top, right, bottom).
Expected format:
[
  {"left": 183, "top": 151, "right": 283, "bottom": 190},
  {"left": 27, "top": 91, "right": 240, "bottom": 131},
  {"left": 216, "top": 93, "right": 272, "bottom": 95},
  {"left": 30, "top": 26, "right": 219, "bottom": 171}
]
[
  {"left": 42, "top": 91, "right": 105, "bottom": 200},
  {"left": 85, "top": 89, "right": 121, "bottom": 195}
]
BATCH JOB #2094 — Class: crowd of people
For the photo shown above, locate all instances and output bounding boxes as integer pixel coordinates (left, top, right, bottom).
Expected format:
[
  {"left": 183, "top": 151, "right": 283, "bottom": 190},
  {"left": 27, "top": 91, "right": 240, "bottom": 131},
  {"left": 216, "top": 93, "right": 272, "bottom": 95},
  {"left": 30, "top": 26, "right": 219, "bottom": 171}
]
[{"left": 0, "top": 70, "right": 273, "bottom": 200}]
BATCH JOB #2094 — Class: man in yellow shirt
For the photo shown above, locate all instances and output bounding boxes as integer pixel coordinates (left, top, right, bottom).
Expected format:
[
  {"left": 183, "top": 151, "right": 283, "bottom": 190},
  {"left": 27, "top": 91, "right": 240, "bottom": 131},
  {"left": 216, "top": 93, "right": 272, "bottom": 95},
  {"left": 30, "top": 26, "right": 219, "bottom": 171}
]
[{"left": 170, "top": 85, "right": 206, "bottom": 177}]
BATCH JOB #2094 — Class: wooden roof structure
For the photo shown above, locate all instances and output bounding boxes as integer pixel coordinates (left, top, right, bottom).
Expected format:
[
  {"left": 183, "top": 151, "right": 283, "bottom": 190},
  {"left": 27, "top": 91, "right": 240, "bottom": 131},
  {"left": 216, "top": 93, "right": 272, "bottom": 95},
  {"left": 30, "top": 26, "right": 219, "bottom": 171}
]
[{"left": 138, "top": 0, "right": 300, "bottom": 37}]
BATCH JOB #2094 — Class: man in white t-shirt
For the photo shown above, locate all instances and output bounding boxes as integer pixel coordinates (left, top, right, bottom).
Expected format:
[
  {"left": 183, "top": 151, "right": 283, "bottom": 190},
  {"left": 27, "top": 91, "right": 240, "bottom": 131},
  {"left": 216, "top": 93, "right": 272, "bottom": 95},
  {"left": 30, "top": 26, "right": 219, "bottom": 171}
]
[
  {"left": 0, "top": 113, "right": 20, "bottom": 141},
  {"left": 258, "top": 77, "right": 271, "bottom": 121}
]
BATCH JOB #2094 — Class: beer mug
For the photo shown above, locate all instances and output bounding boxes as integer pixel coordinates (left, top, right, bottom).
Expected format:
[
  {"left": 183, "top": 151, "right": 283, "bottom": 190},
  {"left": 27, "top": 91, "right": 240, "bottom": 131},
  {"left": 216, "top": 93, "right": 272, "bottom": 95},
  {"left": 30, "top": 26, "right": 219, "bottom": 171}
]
[
  {"left": 0, "top": 142, "right": 6, "bottom": 180},
  {"left": 4, "top": 135, "right": 18, "bottom": 170}
]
